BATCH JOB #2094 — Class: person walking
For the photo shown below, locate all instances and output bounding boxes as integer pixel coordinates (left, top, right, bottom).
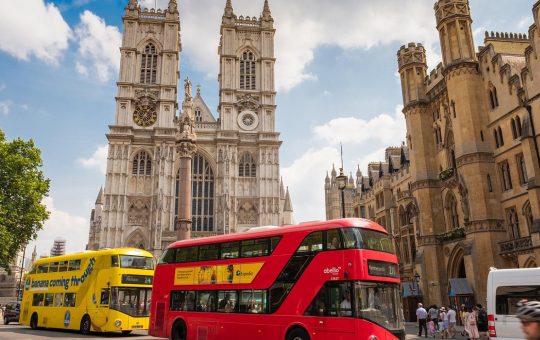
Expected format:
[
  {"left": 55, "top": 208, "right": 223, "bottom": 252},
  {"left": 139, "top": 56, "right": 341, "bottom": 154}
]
[
  {"left": 417, "top": 303, "right": 428, "bottom": 337},
  {"left": 516, "top": 300, "right": 540, "bottom": 340},
  {"left": 429, "top": 305, "right": 439, "bottom": 331},
  {"left": 467, "top": 306, "right": 480, "bottom": 340},
  {"left": 476, "top": 304, "right": 488, "bottom": 339},
  {"left": 439, "top": 307, "right": 449, "bottom": 338},
  {"left": 447, "top": 306, "right": 457, "bottom": 338}
]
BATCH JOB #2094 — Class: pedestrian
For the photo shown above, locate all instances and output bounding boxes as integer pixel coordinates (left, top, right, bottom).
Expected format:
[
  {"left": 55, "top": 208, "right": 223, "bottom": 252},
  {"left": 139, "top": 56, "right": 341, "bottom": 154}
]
[
  {"left": 417, "top": 302, "right": 428, "bottom": 337},
  {"left": 439, "top": 307, "right": 449, "bottom": 338},
  {"left": 429, "top": 305, "right": 439, "bottom": 330},
  {"left": 447, "top": 306, "right": 457, "bottom": 338},
  {"left": 516, "top": 300, "right": 540, "bottom": 340},
  {"left": 476, "top": 304, "right": 488, "bottom": 339},
  {"left": 467, "top": 306, "right": 480, "bottom": 340},
  {"left": 461, "top": 305, "right": 469, "bottom": 337}
]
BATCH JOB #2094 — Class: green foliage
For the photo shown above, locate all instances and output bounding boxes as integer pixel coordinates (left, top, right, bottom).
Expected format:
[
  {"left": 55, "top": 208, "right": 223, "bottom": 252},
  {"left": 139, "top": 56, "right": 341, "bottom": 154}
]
[
  {"left": 0, "top": 130, "right": 50, "bottom": 272},
  {"left": 437, "top": 227, "right": 466, "bottom": 242},
  {"left": 439, "top": 168, "right": 455, "bottom": 181}
]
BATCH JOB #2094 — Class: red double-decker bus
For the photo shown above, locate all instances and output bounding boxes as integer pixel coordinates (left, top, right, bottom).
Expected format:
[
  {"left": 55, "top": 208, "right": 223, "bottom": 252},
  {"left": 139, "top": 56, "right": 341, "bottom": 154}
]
[{"left": 149, "top": 219, "right": 405, "bottom": 340}]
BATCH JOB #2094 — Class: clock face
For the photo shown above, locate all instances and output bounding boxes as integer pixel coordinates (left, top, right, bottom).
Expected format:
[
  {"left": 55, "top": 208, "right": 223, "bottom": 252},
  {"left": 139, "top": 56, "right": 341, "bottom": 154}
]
[{"left": 133, "top": 104, "right": 157, "bottom": 127}]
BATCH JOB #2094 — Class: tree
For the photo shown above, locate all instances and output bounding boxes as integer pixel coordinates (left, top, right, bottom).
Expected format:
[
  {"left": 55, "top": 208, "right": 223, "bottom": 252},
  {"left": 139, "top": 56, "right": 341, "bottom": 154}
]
[{"left": 0, "top": 129, "right": 50, "bottom": 272}]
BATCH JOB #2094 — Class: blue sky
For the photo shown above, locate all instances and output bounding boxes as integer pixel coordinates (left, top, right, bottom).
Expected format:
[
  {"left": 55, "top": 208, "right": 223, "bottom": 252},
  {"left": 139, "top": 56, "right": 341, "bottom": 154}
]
[{"left": 0, "top": 0, "right": 535, "bottom": 259}]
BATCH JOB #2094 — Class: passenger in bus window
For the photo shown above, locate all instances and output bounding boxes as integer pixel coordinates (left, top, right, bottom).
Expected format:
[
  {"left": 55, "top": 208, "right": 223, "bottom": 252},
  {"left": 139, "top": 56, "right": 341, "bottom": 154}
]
[
  {"left": 339, "top": 290, "right": 352, "bottom": 317},
  {"left": 183, "top": 292, "right": 195, "bottom": 311},
  {"left": 328, "top": 237, "right": 339, "bottom": 250},
  {"left": 219, "top": 293, "right": 232, "bottom": 312}
]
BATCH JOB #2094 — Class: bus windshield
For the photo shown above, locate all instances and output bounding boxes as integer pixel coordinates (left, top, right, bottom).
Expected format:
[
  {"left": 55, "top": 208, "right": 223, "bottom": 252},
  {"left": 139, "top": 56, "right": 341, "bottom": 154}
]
[
  {"left": 343, "top": 228, "right": 395, "bottom": 254},
  {"left": 110, "top": 287, "right": 152, "bottom": 317},
  {"left": 354, "top": 282, "right": 403, "bottom": 332},
  {"left": 120, "top": 255, "right": 154, "bottom": 270}
]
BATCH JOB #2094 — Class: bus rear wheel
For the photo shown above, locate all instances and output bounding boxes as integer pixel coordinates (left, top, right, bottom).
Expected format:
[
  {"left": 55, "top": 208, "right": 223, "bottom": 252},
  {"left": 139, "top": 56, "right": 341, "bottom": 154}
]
[
  {"left": 171, "top": 319, "right": 187, "bottom": 340},
  {"left": 80, "top": 315, "right": 91, "bottom": 335},
  {"left": 4, "top": 316, "right": 9, "bottom": 325},
  {"left": 30, "top": 313, "right": 38, "bottom": 330},
  {"left": 286, "top": 327, "right": 310, "bottom": 340}
]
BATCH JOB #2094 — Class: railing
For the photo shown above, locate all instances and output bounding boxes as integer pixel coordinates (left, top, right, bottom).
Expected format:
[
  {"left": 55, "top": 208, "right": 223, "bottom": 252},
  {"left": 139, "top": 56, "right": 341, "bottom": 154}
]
[
  {"left": 437, "top": 227, "right": 465, "bottom": 242},
  {"left": 499, "top": 236, "right": 533, "bottom": 255}
]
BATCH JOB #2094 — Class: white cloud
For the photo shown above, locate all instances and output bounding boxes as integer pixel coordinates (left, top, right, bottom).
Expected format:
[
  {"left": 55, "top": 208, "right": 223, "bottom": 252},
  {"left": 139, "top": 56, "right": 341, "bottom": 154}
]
[
  {"left": 282, "top": 147, "right": 340, "bottom": 222},
  {"left": 177, "top": 0, "right": 438, "bottom": 91},
  {"left": 28, "top": 196, "right": 88, "bottom": 259},
  {"left": 0, "top": 100, "right": 11, "bottom": 115},
  {"left": 313, "top": 105, "right": 406, "bottom": 146},
  {"left": 78, "top": 145, "right": 108, "bottom": 174},
  {"left": 74, "top": 11, "right": 121, "bottom": 82},
  {"left": 0, "top": 0, "right": 71, "bottom": 64},
  {"left": 517, "top": 16, "right": 533, "bottom": 30}
]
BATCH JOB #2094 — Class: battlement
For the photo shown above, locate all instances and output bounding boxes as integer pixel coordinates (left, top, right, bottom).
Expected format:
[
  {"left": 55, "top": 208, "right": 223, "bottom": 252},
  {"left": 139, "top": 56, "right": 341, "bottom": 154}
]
[
  {"left": 485, "top": 31, "right": 528, "bottom": 41},
  {"left": 397, "top": 43, "right": 427, "bottom": 70},
  {"left": 434, "top": 0, "right": 470, "bottom": 26},
  {"left": 139, "top": 8, "right": 167, "bottom": 20},
  {"left": 426, "top": 62, "right": 444, "bottom": 87},
  {"left": 235, "top": 15, "right": 262, "bottom": 28}
]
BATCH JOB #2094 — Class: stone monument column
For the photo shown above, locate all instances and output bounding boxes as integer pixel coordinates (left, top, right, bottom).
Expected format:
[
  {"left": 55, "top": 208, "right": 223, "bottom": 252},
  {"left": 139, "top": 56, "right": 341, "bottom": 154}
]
[{"left": 175, "top": 78, "right": 197, "bottom": 240}]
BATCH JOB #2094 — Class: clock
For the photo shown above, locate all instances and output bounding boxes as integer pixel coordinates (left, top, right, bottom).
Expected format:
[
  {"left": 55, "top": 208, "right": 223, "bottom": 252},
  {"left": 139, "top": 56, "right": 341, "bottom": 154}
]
[
  {"left": 238, "top": 110, "right": 259, "bottom": 131},
  {"left": 133, "top": 103, "right": 157, "bottom": 127}
]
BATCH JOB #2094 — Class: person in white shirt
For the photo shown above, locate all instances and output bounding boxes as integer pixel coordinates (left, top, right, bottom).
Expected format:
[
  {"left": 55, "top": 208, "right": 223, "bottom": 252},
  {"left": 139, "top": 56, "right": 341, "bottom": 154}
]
[
  {"left": 416, "top": 303, "right": 428, "bottom": 337},
  {"left": 447, "top": 306, "right": 457, "bottom": 338},
  {"left": 339, "top": 290, "right": 352, "bottom": 317}
]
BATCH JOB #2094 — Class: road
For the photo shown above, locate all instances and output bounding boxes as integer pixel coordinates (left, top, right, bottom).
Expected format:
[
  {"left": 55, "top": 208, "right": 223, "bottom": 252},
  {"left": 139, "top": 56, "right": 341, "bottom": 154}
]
[{"left": 1, "top": 321, "right": 468, "bottom": 339}]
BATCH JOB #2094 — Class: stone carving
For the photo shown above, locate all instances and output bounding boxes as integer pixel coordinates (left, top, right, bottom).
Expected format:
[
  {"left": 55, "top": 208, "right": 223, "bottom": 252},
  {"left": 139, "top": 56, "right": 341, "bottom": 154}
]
[
  {"left": 458, "top": 173, "right": 470, "bottom": 222},
  {"left": 238, "top": 200, "right": 258, "bottom": 225},
  {"left": 128, "top": 198, "right": 150, "bottom": 225},
  {"left": 176, "top": 142, "right": 197, "bottom": 158},
  {"left": 236, "top": 94, "right": 261, "bottom": 112},
  {"left": 184, "top": 78, "right": 192, "bottom": 101}
]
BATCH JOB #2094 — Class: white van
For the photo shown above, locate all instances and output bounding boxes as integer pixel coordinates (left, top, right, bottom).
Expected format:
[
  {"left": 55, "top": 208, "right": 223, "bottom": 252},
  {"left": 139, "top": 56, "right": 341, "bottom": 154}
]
[{"left": 486, "top": 267, "right": 540, "bottom": 339}]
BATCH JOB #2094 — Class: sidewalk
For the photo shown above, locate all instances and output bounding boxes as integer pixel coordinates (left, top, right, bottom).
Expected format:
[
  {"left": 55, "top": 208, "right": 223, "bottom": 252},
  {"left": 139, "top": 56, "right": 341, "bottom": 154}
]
[{"left": 405, "top": 322, "right": 469, "bottom": 339}]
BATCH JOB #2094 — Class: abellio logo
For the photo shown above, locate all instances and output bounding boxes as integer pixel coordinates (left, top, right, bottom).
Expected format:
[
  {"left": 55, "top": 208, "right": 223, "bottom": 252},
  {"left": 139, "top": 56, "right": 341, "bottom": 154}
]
[
  {"left": 63, "top": 310, "right": 71, "bottom": 327},
  {"left": 323, "top": 267, "right": 342, "bottom": 275}
]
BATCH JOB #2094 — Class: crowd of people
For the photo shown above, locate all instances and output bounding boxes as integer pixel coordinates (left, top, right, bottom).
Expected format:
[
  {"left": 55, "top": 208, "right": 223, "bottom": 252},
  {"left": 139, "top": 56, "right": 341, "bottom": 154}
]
[
  {"left": 416, "top": 303, "right": 488, "bottom": 339},
  {"left": 416, "top": 300, "right": 540, "bottom": 340}
]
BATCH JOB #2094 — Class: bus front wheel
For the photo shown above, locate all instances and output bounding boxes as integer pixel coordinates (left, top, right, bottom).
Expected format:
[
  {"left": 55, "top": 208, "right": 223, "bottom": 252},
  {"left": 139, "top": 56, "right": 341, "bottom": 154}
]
[
  {"left": 30, "top": 313, "right": 38, "bottom": 330},
  {"left": 80, "top": 315, "right": 91, "bottom": 335},
  {"left": 286, "top": 327, "right": 310, "bottom": 340},
  {"left": 4, "top": 316, "right": 9, "bottom": 325},
  {"left": 171, "top": 319, "right": 187, "bottom": 340},
  {"left": 122, "top": 330, "right": 132, "bottom": 335}
]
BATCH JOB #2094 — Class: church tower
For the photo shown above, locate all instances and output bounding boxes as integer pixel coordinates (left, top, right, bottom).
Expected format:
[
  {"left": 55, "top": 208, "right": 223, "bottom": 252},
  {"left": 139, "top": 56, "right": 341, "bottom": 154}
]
[
  {"left": 216, "top": 0, "right": 284, "bottom": 231},
  {"left": 88, "top": 0, "right": 181, "bottom": 253}
]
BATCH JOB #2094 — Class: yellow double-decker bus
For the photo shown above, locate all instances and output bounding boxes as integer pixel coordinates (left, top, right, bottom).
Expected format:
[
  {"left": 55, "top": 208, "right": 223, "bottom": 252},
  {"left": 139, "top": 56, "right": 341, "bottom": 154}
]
[{"left": 20, "top": 248, "right": 154, "bottom": 335}]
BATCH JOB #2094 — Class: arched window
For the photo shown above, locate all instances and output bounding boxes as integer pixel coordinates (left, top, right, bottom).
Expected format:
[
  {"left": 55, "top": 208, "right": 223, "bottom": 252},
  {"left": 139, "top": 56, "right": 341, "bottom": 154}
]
[
  {"left": 175, "top": 154, "right": 215, "bottom": 232},
  {"left": 507, "top": 208, "right": 520, "bottom": 239},
  {"left": 240, "top": 51, "right": 256, "bottom": 90},
  {"left": 445, "top": 193, "right": 459, "bottom": 230},
  {"left": 140, "top": 43, "right": 158, "bottom": 84},
  {"left": 498, "top": 126, "right": 504, "bottom": 146},
  {"left": 238, "top": 153, "right": 256, "bottom": 178},
  {"left": 516, "top": 116, "right": 522, "bottom": 137},
  {"left": 132, "top": 151, "right": 152, "bottom": 176},
  {"left": 499, "top": 160, "right": 513, "bottom": 191},
  {"left": 195, "top": 108, "right": 202, "bottom": 122},
  {"left": 489, "top": 85, "right": 499, "bottom": 110},
  {"left": 446, "top": 131, "right": 456, "bottom": 169},
  {"left": 511, "top": 118, "right": 517, "bottom": 139}
]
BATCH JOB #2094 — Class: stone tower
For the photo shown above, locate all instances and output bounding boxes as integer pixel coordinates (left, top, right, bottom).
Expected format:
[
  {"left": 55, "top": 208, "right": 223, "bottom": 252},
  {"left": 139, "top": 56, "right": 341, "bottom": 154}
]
[
  {"left": 398, "top": 42, "right": 446, "bottom": 305},
  {"left": 435, "top": 0, "right": 507, "bottom": 301},
  {"left": 216, "top": 0, "right": 285, "bottom": 230}
]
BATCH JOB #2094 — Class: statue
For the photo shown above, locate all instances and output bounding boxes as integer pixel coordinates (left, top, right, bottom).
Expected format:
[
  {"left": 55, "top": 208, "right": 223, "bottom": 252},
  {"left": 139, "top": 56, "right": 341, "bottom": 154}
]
[
  {"left": 184, "top": 78, "right": 192, "bottom": 101},
  {"left": 458, "top": 174, "right": 470, "bottom": 222}
]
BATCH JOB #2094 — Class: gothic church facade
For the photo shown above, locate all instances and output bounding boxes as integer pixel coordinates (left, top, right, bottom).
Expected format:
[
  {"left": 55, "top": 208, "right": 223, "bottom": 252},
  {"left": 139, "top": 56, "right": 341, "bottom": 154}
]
[{"left": 88, "top": 0, "right": 293, "bottom": 257}]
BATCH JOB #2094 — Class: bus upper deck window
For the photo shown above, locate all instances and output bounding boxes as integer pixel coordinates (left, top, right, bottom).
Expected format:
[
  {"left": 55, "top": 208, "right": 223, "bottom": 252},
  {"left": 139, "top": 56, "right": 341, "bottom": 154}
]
[
  {"left": 37, "top": 264, "right": 49, "bottom": 274},
  {"left": 49, "top": 262, "right": 59, "bottom": 272},
  {"left": 68, "top": 259, "right": 81, "bottom": 271},
  {"left": 58, "top": 261, "right": 68, "bottom": 272},
  {"left": 111, "top": 255, "right": 119, "bottom": 267}
]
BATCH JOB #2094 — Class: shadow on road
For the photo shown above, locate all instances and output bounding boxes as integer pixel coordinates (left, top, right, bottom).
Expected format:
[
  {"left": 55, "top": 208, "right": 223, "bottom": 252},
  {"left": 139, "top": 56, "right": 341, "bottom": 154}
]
[{"left": 0, "top": 324, "right": 149, "bottom": 338}]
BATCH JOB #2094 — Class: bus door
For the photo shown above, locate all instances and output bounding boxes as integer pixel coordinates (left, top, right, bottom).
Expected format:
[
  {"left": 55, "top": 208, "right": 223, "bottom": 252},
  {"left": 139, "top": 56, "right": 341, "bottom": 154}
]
[
  {"left": 309, "top": 282, "right": 356, "bottom": 338},
  {"left": 91, "top": 288, "right": 110, "bottom": 331}
]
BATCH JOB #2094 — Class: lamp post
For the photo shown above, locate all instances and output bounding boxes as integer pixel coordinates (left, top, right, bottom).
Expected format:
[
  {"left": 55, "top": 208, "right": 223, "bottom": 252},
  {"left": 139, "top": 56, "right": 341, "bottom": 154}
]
[{"left": 336, "top": 168, "right": 347, "bottom": 218}]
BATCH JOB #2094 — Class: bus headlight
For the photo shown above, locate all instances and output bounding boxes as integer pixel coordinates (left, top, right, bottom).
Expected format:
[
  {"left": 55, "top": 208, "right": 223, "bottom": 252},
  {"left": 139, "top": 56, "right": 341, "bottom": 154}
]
[
  {"left": 368, "top": 336, "right": 378, "bottom": 340},
  {"left": 115, "top": 320, "right": 122, "bottom": 327}
]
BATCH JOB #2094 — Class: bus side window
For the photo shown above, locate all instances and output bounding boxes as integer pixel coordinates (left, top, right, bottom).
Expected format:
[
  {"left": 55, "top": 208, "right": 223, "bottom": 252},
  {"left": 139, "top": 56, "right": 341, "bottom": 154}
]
[
  {"left": 305, "top": 286, "right": 327, "bottom": 316},
  {"left": 176, "top": 247, "right": 198, "bottom": 263},
  {"left": 241, "top": 238, "right": 270, "bottom": 257},
  {"left": 220, "top": 241, "right": 240, "bottom": 259},
  {"left": 28, "top": 265, "right": 37, "bottom": 274},
  {"left": 68, "top": 259, "right": 81, "bottom": 271},
  {"left": 100, "top": 289, "right": 110, "bottom": 305},
  {"left": 49, "top": 262, "right": 59, "bottom": 273},
  {"left": 297, "top": 231, "right": 323, "bottom": 253},
  {"left": 54, "top": 293, "right": 63, "bottom": 307},
  {"left": 170, "top": 291, "right": 186, "bottom": 311},
  {"left": 341, "top": 228, "right": 361, "bottom": 249},
  {"left": 326, "top": 229, "right": 342, "bottom": 250},
  {"left": 58, "top": 261, "right": 68, "bottom": 272},
  {"left": 37, "top": 264, "right": 49, "bottom": 274},
  {"left": 64, "top": 293, "right": 76, "bottom": 307},
  {"left": 44, "top": 293, "right": 54, "bottom": 307},
  {"left": 32, "top": 293, "right": 44, "bottom": 306},
  {"left": 111, "top": 255, "right": 119, "bottom": 267}
]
